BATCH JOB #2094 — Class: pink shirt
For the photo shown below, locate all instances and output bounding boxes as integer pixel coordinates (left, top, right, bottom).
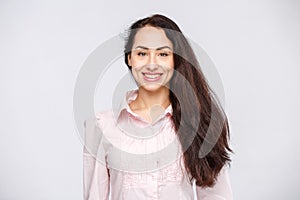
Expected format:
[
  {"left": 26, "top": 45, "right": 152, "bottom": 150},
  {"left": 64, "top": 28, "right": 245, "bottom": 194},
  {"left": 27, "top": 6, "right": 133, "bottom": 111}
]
[{"left": 83, "top": 90, "right": 233, "bottom": 200}]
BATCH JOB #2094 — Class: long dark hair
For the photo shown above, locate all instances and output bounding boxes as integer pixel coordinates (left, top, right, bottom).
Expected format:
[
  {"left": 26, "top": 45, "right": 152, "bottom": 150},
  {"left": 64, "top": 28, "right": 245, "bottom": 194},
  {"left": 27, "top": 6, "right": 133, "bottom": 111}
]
[{"left": 124, "top": 14, "right": 232, "bottom": 187}]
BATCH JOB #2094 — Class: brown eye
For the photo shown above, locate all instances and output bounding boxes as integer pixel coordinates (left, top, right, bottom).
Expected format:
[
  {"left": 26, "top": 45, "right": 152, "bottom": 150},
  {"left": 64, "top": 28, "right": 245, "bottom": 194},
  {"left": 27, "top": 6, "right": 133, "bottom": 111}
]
[
  {"left": 159, "top": 52, "right": 169, "bottom": 57},
  {"left": 137, "top": 52, "right": 147, "bottom": 56}
]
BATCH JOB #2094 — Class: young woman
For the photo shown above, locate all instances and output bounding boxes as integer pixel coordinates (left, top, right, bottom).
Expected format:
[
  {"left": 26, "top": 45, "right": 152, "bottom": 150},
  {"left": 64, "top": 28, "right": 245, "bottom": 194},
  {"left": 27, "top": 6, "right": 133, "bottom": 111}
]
[{"left": 83, "top": 14, "right": 233, "bottom": 200}]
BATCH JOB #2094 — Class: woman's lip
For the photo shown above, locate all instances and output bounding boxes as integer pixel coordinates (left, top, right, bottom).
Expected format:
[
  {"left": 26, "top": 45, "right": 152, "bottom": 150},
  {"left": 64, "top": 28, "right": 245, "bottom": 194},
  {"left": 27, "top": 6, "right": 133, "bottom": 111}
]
[
  {"left": 142, "top": 72, "right": 163, "bottom": 75},
  {"left": 142, "top": 72, "right": 163, "bottom": 82}
]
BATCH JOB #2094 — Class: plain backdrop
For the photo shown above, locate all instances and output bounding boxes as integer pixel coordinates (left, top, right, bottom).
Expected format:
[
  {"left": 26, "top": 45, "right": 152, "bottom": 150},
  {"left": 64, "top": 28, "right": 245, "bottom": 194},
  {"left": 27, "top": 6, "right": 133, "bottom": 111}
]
[{"left": 1, "top": 0, "right": 300, "bottom": 199}]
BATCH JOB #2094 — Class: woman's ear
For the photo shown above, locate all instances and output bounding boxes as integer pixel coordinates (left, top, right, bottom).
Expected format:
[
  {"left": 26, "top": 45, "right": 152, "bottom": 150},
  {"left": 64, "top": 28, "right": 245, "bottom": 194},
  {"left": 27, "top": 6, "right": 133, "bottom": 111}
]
[{"left": 127, "top": 54, "right": 132, "bottom": 66}]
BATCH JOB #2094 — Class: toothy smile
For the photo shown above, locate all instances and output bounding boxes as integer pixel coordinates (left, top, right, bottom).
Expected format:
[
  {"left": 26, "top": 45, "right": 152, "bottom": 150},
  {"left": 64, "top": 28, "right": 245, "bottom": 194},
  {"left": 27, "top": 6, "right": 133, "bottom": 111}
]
[
  {"left": 142, "top": 72, "right": 163, "bottom": 78},
  {"left": 142, "top": 72, "right": 163, "bottom": 81}
]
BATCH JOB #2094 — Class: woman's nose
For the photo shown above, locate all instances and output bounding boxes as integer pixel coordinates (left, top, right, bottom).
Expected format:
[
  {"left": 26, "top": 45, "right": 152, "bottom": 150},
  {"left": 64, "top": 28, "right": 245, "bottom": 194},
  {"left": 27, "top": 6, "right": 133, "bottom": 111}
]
[
  {"left": 146, "top": 52, "right": 158, "bottom": 70},
  {"left": 147, "top": 52, "right": 157, "bottom": 65}
]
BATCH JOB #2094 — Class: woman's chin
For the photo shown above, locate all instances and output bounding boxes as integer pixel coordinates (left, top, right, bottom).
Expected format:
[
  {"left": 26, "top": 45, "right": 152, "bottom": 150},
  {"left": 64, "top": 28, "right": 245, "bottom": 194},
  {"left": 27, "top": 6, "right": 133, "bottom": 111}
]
[{"left": 139, "top": 83, "right": 168, "bottom": 92}]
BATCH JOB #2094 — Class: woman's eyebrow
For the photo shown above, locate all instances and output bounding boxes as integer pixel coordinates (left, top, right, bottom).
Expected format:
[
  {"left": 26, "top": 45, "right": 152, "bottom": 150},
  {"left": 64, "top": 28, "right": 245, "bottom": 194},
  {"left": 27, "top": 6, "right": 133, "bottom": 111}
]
[
  {"left": 135, "top": 46, "right": 173, "bottom": 50},
  {"left": 157, "top": 46, "right": 172, "bottom": 50}
]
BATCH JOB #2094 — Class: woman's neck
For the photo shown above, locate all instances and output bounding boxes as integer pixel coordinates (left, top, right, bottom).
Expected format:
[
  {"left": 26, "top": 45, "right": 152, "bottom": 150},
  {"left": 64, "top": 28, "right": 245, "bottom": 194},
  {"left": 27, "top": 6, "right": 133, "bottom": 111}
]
[
  {"left": 129, "top": 87, "right": 170, "bottom": 123},
  {"left": 130, "top": 87, "right": 170, "bottom": 114},
  {"left": 133, "top": 87, "right": 170, "bottom": 110}
]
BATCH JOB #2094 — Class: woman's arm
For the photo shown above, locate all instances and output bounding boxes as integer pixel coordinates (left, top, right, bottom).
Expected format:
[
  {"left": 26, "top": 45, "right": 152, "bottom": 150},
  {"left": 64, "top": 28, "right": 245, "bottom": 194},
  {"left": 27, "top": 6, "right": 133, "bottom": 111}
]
[
  {"left": 83, "top": 118, "right": 110, "bottom": 200},
  {"left": 195, "top": 166, "right": 233, "bottom": 200}
]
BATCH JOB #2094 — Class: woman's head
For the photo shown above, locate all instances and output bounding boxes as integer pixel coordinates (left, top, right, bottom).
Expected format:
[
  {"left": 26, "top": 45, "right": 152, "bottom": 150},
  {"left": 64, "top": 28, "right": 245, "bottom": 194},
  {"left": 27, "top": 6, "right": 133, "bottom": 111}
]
[
  {"left": 124, "top": 14, "right": 201, "bottom": 93},
  {"left": 126, "top": 25, "right": 175, "bottom": 92},
  {"left": 124, "top": 14, "right": 185, "bottom": 92}
]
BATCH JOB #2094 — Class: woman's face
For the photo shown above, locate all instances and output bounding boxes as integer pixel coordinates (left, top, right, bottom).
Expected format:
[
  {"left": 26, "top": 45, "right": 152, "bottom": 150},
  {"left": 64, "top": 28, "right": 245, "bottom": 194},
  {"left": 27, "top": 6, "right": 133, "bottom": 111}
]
[{"left": 127, "top": 26, "right": 174, "bottom": 92}]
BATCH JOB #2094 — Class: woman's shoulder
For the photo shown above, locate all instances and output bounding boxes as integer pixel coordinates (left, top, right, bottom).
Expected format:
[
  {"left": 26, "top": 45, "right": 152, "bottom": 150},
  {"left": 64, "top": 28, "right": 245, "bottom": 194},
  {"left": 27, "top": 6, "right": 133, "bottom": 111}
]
[
  {"left": 95, "top": 109, "right": 114, "bottom": 120},
  {"left": 94, "top": 108, "right": 119, "bottom": 128},
  {"left": 84, "top": 109, "right": 113, "bottom": 127}
]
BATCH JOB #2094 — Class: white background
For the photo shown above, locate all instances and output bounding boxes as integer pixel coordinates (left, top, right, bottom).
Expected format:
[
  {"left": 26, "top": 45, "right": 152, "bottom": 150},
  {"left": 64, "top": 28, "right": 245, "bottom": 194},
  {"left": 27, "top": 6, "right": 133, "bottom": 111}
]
[{"left": 1, "top": 0, "right": 300, "bottom": 199}]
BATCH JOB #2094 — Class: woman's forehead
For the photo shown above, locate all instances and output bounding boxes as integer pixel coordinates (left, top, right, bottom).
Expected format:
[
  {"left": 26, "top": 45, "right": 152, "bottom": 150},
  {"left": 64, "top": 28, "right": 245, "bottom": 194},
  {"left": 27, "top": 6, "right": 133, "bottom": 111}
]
[{"left": 132, "top": 26, "right": 173, "bottom": 49}]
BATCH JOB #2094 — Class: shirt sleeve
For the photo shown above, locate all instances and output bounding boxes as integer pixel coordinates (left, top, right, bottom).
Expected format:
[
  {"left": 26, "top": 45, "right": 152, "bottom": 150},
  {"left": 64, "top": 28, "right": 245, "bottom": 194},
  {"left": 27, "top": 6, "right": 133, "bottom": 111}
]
[
  {"left": 83, "top": 117, "right": 110, "bottom": 200},
  {"left": 195, "top": 166, "right": 233, "bottom": 200}
]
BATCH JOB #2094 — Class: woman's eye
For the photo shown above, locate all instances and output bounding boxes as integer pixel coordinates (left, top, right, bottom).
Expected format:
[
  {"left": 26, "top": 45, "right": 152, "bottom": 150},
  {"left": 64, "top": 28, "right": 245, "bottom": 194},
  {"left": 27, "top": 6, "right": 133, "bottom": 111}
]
[
  {"left": 159, "top": 52, "right": 169, "bottom": 57},
  {"left": 137, "top": 52, "right": 147, "bottom": 56}
]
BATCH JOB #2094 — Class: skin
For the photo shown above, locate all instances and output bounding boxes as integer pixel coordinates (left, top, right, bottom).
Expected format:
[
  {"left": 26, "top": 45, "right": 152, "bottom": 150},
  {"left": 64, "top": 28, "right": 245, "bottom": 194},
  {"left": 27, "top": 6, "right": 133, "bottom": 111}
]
[{"left": 127, "top": 26, "right": 174, "bottom": 123}]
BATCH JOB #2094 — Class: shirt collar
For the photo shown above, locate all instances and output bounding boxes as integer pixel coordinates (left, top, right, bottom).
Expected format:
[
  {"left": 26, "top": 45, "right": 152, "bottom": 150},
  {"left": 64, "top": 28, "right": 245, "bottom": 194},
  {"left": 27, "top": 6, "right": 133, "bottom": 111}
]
[{"left": 115, "top": 89, "right": 173, "bottom": 120}]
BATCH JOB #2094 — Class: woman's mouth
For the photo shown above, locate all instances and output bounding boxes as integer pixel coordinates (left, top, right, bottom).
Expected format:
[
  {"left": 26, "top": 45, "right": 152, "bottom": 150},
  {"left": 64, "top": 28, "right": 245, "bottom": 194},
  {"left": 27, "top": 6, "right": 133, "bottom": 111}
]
[{"left": 142, "top": 72, "right": 163, "bottom": 82}]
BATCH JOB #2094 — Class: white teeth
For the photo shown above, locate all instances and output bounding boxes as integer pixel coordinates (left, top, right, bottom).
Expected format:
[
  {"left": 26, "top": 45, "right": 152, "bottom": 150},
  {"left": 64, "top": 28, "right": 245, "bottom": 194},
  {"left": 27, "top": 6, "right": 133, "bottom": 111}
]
[{"left": 144, "top": 73, "right": 161, "bottom": 79}]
